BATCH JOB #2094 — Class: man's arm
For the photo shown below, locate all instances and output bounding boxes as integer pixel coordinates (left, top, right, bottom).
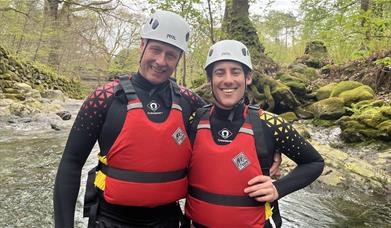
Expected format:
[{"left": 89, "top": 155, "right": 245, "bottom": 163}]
[{"left": 53, "top": 81, "right": 117, "bottom": 228}]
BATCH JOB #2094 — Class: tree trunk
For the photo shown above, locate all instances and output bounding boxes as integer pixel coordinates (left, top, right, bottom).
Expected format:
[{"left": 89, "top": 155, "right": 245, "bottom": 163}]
[
  {"left": 207, "top": 0, "right": 215, "bottom": 44},
  {"left": 222, "top": 0, "right": 263, "bottom": 62},
  {"left": 45, "top": 0, "right": 61, "bottom": 69},
  {"left": 361, "top": 0, "right": 371, "bottom": 47}
]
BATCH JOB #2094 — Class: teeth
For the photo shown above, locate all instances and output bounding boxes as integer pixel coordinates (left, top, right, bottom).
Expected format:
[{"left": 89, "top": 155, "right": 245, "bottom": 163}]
[
  {"left": 152, "top": 66, "right": 164, "bottom": 73},
  {"left": 222, "top": 88, "right": 235, "bottom": 92}
]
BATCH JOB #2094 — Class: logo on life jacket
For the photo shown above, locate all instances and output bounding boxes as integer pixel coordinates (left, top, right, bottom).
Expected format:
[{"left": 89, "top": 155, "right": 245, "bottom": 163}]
[
  {"left": 232, "top": 152, "right": 250, "bottom": 171},
  {"left": 218, "top": 128, "right": 233, "bottom": 139},
  {"left": 172, "top": 127, "right": 186, "bottom": 145},
  {"left": 147, "top": 101, "right": 160, "bottom": 112}
]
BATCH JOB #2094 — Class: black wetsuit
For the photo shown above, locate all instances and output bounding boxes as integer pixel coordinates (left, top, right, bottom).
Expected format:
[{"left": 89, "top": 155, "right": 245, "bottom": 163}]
[
  {"left": 188, "top": 103, "right": 324, "bottom": 227},
  {"left": 54, "top": 73, "right": 205, "bottom": 228}
]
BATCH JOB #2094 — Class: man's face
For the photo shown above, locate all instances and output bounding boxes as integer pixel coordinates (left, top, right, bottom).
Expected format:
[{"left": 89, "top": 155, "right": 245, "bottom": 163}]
[
  {"left": 139, "top": 39, "right": 182, "bottom": 85},
  {"left": 211, "top": 61, "right": 252, "bottom": 110}
]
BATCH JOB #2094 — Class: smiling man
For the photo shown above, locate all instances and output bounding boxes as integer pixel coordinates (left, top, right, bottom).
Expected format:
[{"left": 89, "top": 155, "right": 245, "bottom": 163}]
[
  {"left": 53, "top": 11, "right": 206, "bottom": 228},
  {"left": 184, "top": 40, "right": 324, "bottom": 228}
]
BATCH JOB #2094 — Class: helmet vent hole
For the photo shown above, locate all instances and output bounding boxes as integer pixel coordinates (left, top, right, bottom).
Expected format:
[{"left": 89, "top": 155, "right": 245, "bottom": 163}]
[
  {"left": 186, "top": 32, "right": 189, "bottom": 42},
  {"left": 149, "top": 18, "right": 153, "bottom": 24},
  {"left": 152, "top": 20, "right": 159, "bottom": 29},
  {"left": 242, "top": 48, "right": 247, "bottom": 56},
  {"left": 208, "top": 49, "right": 213, "bottom": 57}
]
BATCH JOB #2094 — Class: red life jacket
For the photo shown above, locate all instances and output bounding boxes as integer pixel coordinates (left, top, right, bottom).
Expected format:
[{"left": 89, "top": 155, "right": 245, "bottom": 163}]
[
  {"left": 97, "top": 76, "right": 191, "bottom": 207},
  {"left": 185, "top": 105, "right": 268, "bottom": 227}
]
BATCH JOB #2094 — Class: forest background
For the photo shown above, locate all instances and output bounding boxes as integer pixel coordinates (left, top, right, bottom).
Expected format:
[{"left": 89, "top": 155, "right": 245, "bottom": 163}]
[{"left": 1, "top": 0, "right": 390, "bottom": 94}]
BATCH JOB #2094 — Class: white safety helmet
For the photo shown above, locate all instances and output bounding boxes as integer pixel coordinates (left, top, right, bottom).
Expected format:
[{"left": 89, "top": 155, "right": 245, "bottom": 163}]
[
  {"left": 204, "top": 40, "right": 252, "bottom": 70},
  {"left": 141, "top": 11, "right": 190, "bottom": 53}
]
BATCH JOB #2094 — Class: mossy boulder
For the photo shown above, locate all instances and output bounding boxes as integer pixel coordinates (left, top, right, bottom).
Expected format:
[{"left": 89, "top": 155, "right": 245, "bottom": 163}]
[
  {"left": 316, "top": 82, "right": 337, "bottom": 100},
  {"left": 310, "top": 97, "right": 346, "bottom": 119},
  {"left": 294, "top": 106, "right": 314, "bottom": 119},
  {"left": 338, "top": 105, "right": 391, "bottom": 142},
  {"left": 288, "top": 63, "right": 318, "bottom": 80},
  {"left": 376, "top": 120, "right": 391, "bottom": 135},
  {"left": 330, "top": 81, "right": 363, "bottom": 97},
  {"left": 338, "top": 85, "right": 374, "bottom": 106},
  {"left": 294, "top": 41, "right": 331, "bottom": 68},
  {"left": 275, "top": 72, "right": 307, "bottom": 95},
  {"left": 249, "top": 73, "right": 300, "bottom": 112},
  {"left": 279, "top": 112, "right": 298, "bottom": 122}
]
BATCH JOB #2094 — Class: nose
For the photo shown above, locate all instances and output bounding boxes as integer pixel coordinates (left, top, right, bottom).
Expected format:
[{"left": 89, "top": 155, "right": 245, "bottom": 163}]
[
  {"left": 155, "top": 53, "right": 167, "bottom": 66},
  {"left": 223, "top": 72, "right": 235, "bottom": 84}
]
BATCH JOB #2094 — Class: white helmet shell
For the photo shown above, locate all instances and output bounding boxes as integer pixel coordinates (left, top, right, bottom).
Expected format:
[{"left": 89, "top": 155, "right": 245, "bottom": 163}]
[
  {"left": 204, "top": 40, "right": 252, "bottom": 70},
  {"left": 141, "top": 11, "right": 190, "bottom": 53}
]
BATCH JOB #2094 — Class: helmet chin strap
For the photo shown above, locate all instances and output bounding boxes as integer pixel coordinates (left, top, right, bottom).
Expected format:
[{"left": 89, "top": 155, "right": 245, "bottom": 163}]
[{"left": 139, "top": 39, "right": 149, "bottom": 65}]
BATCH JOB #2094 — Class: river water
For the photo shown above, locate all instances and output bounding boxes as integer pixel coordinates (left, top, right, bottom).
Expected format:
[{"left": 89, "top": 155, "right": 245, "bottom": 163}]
[{"left": 0, "top": 104, "right": 390, "bottom": 227}]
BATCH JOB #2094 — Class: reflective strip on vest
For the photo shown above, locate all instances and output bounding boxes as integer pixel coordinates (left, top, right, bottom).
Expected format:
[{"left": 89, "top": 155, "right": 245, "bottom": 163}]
[
  {"left": 238, "top": 127, "right": 253, "bottom": 135},
  {"left": 189, "top": 185, "right": 265, "bottom": 207},
  {"left": 172, "top": 103, "right": 182, "bottom": 111},
  {"left": 127, "top": 102, "right": 143, "bottom": 110},
  {"left": 101, "top": 164, "right": 187, "bottom": 183},
  {"left": 197, "top": 124, "right": 211, "bottom": 129}
]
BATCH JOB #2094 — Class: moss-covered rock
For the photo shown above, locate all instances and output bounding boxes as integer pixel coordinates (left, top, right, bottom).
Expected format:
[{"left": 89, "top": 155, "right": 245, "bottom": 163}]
[
  {"left": 279, "top": 112, "right": 298, "bottom": 122},
  {"left": 310, "top": 97, "right": 346, "bottom": 119},
  {"left": 316, "top": 82, "right": 337, "bottom": 100},
  {"left": 312, "top": 118, "right": 336, "bottom": 127},
  {"left": 294, "top": 106, "right": 314, "bottom": 119},
  {"left": 330, "top": 81, "right": 364, "bottom": 97},
  {"left": 338, "top": 105, "right": 391, "bottom": 142},
  {"left": 294, "top": 41, "right": 332, "bottom": 68},
  {"left": 0, "top": 45, "right": 82, "bottom": 99},
  {"left": 288, "top": 63, "right": 318, "bottom": 80},
  {"left": 338, "top": 85, "right": 374, "bottom": 106},
  {"left": 275, "top": 72, "right": 307, "bottom": 95}
]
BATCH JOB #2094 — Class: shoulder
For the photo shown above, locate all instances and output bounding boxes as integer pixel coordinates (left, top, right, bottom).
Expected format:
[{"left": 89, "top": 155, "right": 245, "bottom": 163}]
[
  {"left": 258, "top": 110, "right": 289, "bottom": 129},
  {"left": 81, "top": 80, "right": 120, "bottom": 109},
  {"left": 178, "top": 85, "right": 207, "bottom": 109},
  {"left": 88, "top": 80, "right": 119, "bottom": 99}
]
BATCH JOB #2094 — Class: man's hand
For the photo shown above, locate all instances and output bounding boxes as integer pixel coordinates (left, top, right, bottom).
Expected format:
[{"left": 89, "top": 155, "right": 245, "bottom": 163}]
[
  {"left": 244, "top": 175, "right": 279, "bottom": 202},
  {"left": 269, "top": 152, "right": 282, "bottom": 178}
]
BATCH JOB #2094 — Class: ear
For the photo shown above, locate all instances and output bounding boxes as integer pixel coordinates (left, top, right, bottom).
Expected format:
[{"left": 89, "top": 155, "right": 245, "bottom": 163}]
[
  {"left": 246, "top": 72, "right": 253, "bottom": 86},
  {"left": 140, "top": 39, "right": 146, "bottom": 51}
]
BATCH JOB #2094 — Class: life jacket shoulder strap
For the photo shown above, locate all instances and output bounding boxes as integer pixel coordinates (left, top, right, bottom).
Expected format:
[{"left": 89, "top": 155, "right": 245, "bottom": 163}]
[
  {"left": 247, "top": 106, "right": 271, "bottom": 176},
  {"left": 190, "top": 104, "right": 212, "bottom": 145},
  {"left": 118, "top": 74, "right": 138, "bottom": 101}
]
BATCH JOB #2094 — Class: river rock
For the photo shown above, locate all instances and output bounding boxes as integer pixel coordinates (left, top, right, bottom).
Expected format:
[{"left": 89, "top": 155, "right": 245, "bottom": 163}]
[
  {"left": 330, "top": 81, "right": 364, "bottom": 97},
  {"left": 41, "top": 89, "right": 67, "bottom": 102},
  {"left": 56, "top": 110, "right": 72, "bottom": 120},
  {"left": 338, "top": 85, "right": 374, "bottom": 107},
  {"left": 310, "top": 97, "right": 346, "bottom": 119},
  {"left": 315, "top": 83, "right": 337, "bottom": 100},
  {"left": 279, "top": 112, "right": 298, "bottom": 122},
  {"left": 338, "top": 105, "right": 391, "bottom": 142},
  {"left": 9, "top": 102, "right": 34, "bottom": 117}
]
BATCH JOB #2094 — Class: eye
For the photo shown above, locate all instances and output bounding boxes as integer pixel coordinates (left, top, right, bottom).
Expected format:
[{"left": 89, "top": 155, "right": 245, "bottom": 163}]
[
  {"left": 166, "top": 52, "right": 178, "bottom": 61},
  {"left": 214, "top": 70, "right": 224, "bottom": 77}
]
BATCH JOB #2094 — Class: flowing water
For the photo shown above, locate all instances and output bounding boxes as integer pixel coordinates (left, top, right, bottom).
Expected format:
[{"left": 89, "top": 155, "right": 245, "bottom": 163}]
[{"left": 0, "top": 104, "right": 390, "bottom": 227}]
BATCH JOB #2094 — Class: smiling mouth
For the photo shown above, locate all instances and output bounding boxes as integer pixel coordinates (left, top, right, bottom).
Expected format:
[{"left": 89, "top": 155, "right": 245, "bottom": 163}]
[
  {"left": 221, "top": 88, "right": 237, "bottom": 94},
  {"left": 151, "top": 65, "right": 165, "bottom": 73}
]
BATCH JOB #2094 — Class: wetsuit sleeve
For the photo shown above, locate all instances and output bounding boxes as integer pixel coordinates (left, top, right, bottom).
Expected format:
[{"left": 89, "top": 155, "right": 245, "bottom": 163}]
[
  {"left": 53, "top": 81, "right": 118, "bottom": 228},
  {"left": 260, "top": 111, "right": 324, "bottom": 199}
]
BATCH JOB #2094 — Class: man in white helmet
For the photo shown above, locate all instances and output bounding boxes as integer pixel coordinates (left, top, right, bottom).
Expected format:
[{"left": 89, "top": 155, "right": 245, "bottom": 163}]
[
  {"left": 184, "top": 40, "right": 324, "bottom": 227},
  {"left": 53, "top": 11, "right": 206, "bottom": 228}
]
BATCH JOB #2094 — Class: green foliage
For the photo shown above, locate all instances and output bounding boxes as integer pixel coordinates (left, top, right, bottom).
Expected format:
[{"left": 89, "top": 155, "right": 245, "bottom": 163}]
[{"left": 374, "top": 57, "right": 391, "bottom": 65}]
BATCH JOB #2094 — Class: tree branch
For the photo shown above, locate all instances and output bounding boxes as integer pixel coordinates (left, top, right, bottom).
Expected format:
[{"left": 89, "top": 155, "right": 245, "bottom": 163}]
[{"left": 0, "top": 7, "right": 29, "bottom": 17}]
